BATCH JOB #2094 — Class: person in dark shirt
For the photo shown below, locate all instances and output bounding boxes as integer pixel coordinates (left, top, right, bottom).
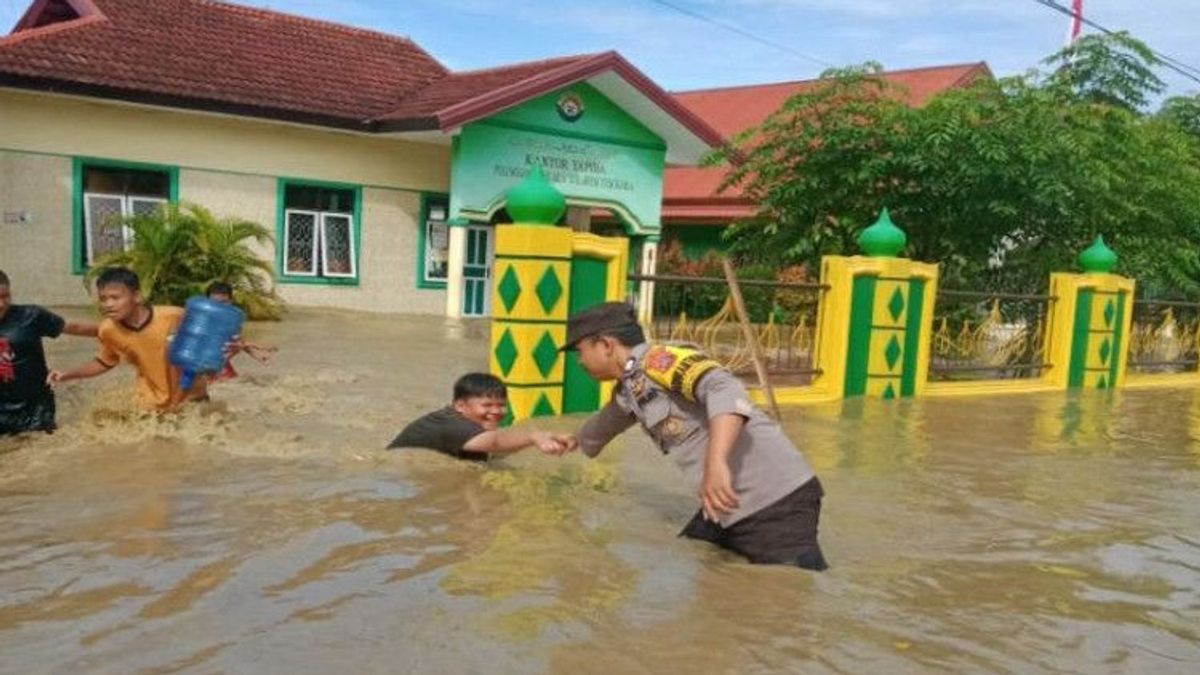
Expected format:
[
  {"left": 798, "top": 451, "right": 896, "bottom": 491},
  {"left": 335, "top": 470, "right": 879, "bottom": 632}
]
[
  {"left": 388, "top": 373, "right": 575, "bottom": 461},
  {"left": 0, "top": 270, "right": 99, "bottom": 435}
]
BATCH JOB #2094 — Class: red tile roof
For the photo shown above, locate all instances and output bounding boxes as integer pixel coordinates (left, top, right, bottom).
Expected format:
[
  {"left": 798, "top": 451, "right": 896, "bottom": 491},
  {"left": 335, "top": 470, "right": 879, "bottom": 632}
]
[
  {"left": 663, "top": 63, "right": 992, "bottom": 222},
  {"left": 374, "top": 54, "right": 598, "bottom": 129},
  {"left": 0, "top": 0, "right": 723, "bottom": 152},
  {"left": 0, "top": 0, "right": 450, "bottom": 127}
]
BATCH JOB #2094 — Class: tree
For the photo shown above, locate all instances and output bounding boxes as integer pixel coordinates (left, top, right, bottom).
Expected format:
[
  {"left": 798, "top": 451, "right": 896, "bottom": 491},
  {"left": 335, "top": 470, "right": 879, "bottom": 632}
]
[
  {"left": 1158, "top": 93, "right": 1200, "bottom": 139},
  {"left": 709, "top": 34, "right": 1200, "bottom": 296},
  {"left": 86, "top": 202, "right": 284, "bottom": 319},
  {"left": 1042, "top": 31, "right": 1165, "bottom": 111}
]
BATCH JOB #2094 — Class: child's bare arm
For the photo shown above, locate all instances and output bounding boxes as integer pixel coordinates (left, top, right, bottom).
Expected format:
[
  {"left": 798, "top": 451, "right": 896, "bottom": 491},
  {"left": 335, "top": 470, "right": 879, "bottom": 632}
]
[
  {"left": 242, "top": 341, "right": 277, "bottom": 363},
  {"left": 62, "top": 321, "right": 99, "bottom": 338},
  {"left": 48, "top": 359, "right": 112, "bottom": 385},
  {"left": 462, "top": 427, "right": 575, "bottom": 455}
]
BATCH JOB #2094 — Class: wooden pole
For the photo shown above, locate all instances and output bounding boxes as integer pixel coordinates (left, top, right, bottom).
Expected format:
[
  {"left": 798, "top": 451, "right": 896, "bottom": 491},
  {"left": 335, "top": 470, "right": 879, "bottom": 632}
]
[{"left": 722, "top": 258, "right": 782, "bottom": 420}]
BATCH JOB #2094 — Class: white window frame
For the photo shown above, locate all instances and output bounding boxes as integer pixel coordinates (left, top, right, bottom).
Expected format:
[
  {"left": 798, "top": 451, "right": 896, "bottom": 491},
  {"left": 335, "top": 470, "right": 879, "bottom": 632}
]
[
  {"left": 283, "top": 208, "right": 321, "bottom": 277},
  {"left": 319, "top": 212, "right": 357, "bottom": 279},
  {"left": 423, "top": 201, "right": 450, "bottom": 284},
  {"left": 83, "top": 193, "right": 167, "bottom": 264}
]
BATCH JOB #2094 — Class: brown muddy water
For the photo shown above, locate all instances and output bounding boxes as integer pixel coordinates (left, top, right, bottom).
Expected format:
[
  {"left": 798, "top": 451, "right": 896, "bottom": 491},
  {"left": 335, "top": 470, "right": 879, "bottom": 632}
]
[{"left": 1, "top": 308, "right": 1198, "bottom": 674}]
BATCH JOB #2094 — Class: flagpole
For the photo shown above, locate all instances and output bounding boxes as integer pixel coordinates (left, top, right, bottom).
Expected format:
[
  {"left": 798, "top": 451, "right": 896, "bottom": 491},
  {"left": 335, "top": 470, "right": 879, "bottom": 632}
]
[{"left": 1065, "top": 0, "right": 1084, "bottom": 46}]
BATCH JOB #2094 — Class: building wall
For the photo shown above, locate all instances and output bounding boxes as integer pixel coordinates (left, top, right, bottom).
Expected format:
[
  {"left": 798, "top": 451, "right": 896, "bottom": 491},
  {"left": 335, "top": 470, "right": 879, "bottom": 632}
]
[
  {"left": 662, "top": 223, "right": 728, "bottom": 259},
  {"left": 0, "top": 88, "right": 451, "bottom": 313},
  {"left": 0, "top": 151, "right": 80, "bottom": 303}
]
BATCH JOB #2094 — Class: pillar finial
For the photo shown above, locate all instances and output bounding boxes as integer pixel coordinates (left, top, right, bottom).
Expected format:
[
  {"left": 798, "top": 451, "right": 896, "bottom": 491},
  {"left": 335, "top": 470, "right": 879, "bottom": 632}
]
[
  {"left": 506, "top": 165, "right": 565, "bottom": 225},
  {"left": 1078, "top": 235, "right": 1117, "bottom": 274},
  {"left": 857, "top": 207, "right": 907, "bottom": 258}
]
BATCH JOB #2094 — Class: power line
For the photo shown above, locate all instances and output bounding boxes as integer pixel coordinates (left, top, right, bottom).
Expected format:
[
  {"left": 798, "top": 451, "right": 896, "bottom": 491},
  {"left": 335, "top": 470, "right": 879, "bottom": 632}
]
[
  {"left": 643, "top": 0, "right": 836, "bottom": 70},
  {"left": 1031, "top": 0, "right": 1200, "bottom": 86}
]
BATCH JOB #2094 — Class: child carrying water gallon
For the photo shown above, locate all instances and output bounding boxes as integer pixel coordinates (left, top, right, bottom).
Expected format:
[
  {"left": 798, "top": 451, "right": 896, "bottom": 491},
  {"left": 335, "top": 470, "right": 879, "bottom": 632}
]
[
  {"left": 562, "top": 302, "right": 829, "bottom": 570},
  {"left": 48, "top": 267, "right": 207, "bottom": 411},
  {"left": 388, "top": 373, "right": 576, "bottom": 462},
  {"left": 204, "top": 281, "right": 276, "bottom": 381}
]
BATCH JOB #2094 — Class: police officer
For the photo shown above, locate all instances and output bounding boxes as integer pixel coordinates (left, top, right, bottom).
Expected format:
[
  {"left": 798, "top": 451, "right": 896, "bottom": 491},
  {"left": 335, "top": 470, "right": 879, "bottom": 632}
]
[{"left": 565, "top": 302, "right": 828, "bottom": 570}]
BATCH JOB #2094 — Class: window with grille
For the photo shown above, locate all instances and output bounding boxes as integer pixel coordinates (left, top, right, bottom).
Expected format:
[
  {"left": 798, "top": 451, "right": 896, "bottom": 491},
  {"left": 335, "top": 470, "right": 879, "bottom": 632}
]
[
  {"left": 81, "top": 164, "right": 170, "bottom": 265},
  {"left": 422, "top": 196, "right": 450, "bottom": 285},
  {"left": 283, "top": 183, "right": 358, "bottom": 279}
]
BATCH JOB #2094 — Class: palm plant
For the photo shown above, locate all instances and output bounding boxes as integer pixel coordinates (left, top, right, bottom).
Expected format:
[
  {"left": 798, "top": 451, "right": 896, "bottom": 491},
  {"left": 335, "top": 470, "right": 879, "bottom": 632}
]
[{"left": 85, "top": 202, "right": 284, "bottom": 319}]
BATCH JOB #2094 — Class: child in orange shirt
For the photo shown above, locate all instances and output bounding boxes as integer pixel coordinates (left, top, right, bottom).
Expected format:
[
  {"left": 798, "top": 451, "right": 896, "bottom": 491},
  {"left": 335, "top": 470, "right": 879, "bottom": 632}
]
[{"left": 49, "top": 267, "right": 205, "bottom": 411}]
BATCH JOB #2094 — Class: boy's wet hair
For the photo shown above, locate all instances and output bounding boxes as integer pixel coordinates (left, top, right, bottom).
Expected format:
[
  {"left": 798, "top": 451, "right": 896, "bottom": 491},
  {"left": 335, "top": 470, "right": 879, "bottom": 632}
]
[
  {"left": 595, "top": 323, "right": 645, "bottom": 347},
  {"left": 206, "top": 281, "right": 234, "bottom": 297},
  {"left": 453, "top": 373, "right": 507, "bottom": 401},
  {"left": 95, "top": 267, "right": 140, "bottom": 291},
  {"left": 0, "top": 269, "right": 9, "bottom": 287}
]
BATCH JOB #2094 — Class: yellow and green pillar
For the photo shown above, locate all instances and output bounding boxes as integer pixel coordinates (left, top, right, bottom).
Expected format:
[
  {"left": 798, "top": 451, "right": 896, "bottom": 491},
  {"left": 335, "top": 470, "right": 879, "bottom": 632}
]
[
  {"left": 489, "top": 166, "right": 573, "bottom": 422},
  {"left": 813, "top": 209, "right": 939, "bottom": 399},
  {"left": 1043, "top": 236, "right": 1135, "bottom": 390}
]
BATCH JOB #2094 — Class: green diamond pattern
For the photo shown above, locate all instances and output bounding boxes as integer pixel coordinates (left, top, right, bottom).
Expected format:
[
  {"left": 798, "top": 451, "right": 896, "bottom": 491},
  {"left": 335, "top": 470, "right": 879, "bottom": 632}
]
[
  {"left": 532, "top": 331, "right": 560, "bottom": 377},
  {"left": 884, "top": 334, "right": 902, "bottom": 371},
  {"left": 882, "top": 382, "right": 897, "bottom": 399},
  {"left": 532, "top": 393, "right": 556, "bottom": 417},
  {"left": 498, "top": 266, "right": 522, "bottom": 313},
  {"left": 887, "top": 287, "right": 906, "bottom": 322},
  {"left": 1098, "top": 337, "right": 1112, "bottom": 366},
  {"left": 535, "top": 266, "right": 564, "bottom": 314},
  {"left": 494, "top": 328, "right": 518, "bottom": 376},
  {"left": 1096, "top": 375, "right": 1108, "bottom": 390},
  {"left": 500, "top": 408, "right": 514, "bottom": 428},
  {"left": 1103, "top": 299, "right": 1115, "bottom": 328}
]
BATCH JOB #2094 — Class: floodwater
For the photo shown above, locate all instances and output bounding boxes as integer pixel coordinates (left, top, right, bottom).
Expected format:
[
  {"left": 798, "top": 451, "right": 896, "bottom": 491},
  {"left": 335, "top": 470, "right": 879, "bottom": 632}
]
[{"left": 2, "top": 309, "right": 1198, "bottom": 675}]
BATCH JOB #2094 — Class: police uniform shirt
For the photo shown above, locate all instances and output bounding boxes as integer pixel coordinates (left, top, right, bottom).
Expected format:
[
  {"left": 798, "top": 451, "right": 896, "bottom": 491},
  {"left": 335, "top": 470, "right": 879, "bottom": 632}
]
[{"left": 578, "top": 343, "right": 816, "bottom": 527}]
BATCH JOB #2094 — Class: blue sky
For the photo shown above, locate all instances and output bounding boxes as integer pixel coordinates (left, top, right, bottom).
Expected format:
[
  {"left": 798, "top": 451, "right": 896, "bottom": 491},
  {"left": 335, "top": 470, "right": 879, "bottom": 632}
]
[{"left": 2, "top": 0, "right": 1197, "bottom": 102}]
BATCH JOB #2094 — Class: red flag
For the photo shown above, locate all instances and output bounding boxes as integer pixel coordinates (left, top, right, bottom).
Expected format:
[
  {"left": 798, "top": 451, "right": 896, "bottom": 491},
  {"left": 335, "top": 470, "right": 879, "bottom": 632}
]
[{"left": 1067, "top": 0, "right": 1084, "bottom": 44}]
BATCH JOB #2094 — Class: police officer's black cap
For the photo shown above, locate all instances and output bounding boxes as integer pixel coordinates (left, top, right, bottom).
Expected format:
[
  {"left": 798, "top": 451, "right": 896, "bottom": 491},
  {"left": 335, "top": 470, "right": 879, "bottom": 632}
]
[{"left": 561, "top": 302, "right": 638, "bottom": 351}]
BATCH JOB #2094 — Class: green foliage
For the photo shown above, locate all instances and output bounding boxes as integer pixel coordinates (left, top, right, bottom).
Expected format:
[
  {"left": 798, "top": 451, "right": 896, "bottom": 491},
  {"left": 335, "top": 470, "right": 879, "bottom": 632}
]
[
  {"left": 85, "top": 202, "right": 284, "bottom": 319},
  {"left": 708, "top": 33, "right": 1200, "bottom": 297},
  {"left": 1043, "top": 31, "right": 1164, "bottom": 111},
  {"left": 1158, "top": 93, "right": 1200, "bottom": 139}
]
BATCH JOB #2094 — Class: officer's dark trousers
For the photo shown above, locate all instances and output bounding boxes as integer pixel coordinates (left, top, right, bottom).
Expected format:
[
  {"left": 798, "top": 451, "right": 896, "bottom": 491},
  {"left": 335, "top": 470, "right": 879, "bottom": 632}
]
[{"left": 680, "top": 477, "right": 828, "bottom": 570}]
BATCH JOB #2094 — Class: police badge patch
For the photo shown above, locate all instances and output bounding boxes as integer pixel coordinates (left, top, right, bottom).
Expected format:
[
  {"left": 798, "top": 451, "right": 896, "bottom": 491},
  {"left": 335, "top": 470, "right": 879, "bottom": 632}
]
[{"left": 646, "top": 347, "right": 677, "bottom": 373}]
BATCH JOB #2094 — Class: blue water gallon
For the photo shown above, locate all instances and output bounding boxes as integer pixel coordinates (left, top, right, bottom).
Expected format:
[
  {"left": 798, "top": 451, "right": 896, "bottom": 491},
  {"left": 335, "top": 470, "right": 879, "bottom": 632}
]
[{"left": 169, "top": 295, "right": 246, "bottom": 391}]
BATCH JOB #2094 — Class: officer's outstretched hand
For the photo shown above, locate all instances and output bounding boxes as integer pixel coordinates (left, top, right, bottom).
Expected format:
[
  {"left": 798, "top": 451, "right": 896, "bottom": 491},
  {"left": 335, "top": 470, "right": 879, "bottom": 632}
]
[{"left": 700, "top": 459, "right": 739, "bottom": 521}]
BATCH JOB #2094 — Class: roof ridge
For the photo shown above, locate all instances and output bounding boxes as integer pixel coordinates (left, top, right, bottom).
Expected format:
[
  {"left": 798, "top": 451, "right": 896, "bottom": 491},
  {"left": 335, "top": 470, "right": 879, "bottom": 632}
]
[
  {"left": 444, "top": 52, "right": 607, "bottom": 78},
  {"left": 370, "top": 52, "right": 609, "bottom": 120},
  {"left": 185, "top": 0, "right": 447, "bottom": 72},
  {"left": 672, "top": 61, "right": 989, "bottom": 95}
]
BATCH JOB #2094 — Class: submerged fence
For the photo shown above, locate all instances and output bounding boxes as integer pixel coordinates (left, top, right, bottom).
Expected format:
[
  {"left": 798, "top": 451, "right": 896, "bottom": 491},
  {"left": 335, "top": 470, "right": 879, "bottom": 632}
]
[
  {"left": 1127, "top": 299, "right": 1200, "bottom": 374},
  {"left": 632, "top": 273, "right": 1200, "bottom": 386},
  {"left": 628, "top": 273, "right": 826, "bottom": 384}
]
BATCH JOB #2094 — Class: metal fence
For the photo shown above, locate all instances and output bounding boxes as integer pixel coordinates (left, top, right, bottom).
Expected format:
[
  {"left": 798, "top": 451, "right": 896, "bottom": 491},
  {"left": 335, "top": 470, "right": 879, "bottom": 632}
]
[
  {"left": 629, "top": 274, "right": 827, "bottom": 384},
  {"left": 1127, "top": 299, "right": 1200, "bottom": 373},
  {"left": 928, "top": 289, "right": 1055, "bottom": 381}
]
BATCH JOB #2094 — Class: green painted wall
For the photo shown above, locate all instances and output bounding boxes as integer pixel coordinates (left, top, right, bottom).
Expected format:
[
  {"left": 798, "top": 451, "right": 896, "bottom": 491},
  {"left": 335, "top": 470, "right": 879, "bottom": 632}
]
[
  {"left": 563, "top": 257, "right": 609, "bottom": 413},
  {"left": 450, "top": 83, "right": 666, "bottom": 234},
  {"left": 663, "top": 224, "right": 728, "bottom": 259}
]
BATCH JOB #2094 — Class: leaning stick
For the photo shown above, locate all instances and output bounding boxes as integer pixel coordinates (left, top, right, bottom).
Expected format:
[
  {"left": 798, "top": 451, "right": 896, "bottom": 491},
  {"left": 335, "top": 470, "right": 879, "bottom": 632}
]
[{"left": 722, "top": 258, "right": 782, "bottom": 420}]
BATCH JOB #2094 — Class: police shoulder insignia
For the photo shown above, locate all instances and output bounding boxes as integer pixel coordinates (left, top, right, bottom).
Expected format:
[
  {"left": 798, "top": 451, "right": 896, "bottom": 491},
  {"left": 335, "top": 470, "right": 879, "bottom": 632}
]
[
  {"left": 645, "top": 346, "right": 677, "bottom": 374},
  {"left": 642, "top": 344, "right": 721, "bottom": 402}
]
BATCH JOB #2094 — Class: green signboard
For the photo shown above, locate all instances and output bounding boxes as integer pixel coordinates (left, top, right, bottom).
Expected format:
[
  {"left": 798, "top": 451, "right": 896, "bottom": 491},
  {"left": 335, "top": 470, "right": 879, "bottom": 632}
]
[{"left": 449, "top": 83, "right": 666, "bottom": 234}]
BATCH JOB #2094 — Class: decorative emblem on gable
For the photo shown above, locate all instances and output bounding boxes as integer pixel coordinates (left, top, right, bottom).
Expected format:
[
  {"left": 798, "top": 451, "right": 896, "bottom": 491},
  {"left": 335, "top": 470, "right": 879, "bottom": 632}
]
[{"left": 556, "top": 92, "right": 585, "bottom": 123}]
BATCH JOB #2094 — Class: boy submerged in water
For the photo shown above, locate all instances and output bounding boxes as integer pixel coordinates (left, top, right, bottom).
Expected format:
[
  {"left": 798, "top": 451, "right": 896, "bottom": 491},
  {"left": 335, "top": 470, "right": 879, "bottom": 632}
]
[
  {"left": 563, "top": 302, "right": 828, "bottom": 570},
  {"left": 48, "top": 267, "right": 206, "bottom": 411},
  {"left": 0, "top": 269, "right": 99, "bottom": 434},
  {"left": 204, "top": 281, "right": 276, "bottom": 381},
  {"left": 388, "top": 373, "right": 575, "bottom": 461}
]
